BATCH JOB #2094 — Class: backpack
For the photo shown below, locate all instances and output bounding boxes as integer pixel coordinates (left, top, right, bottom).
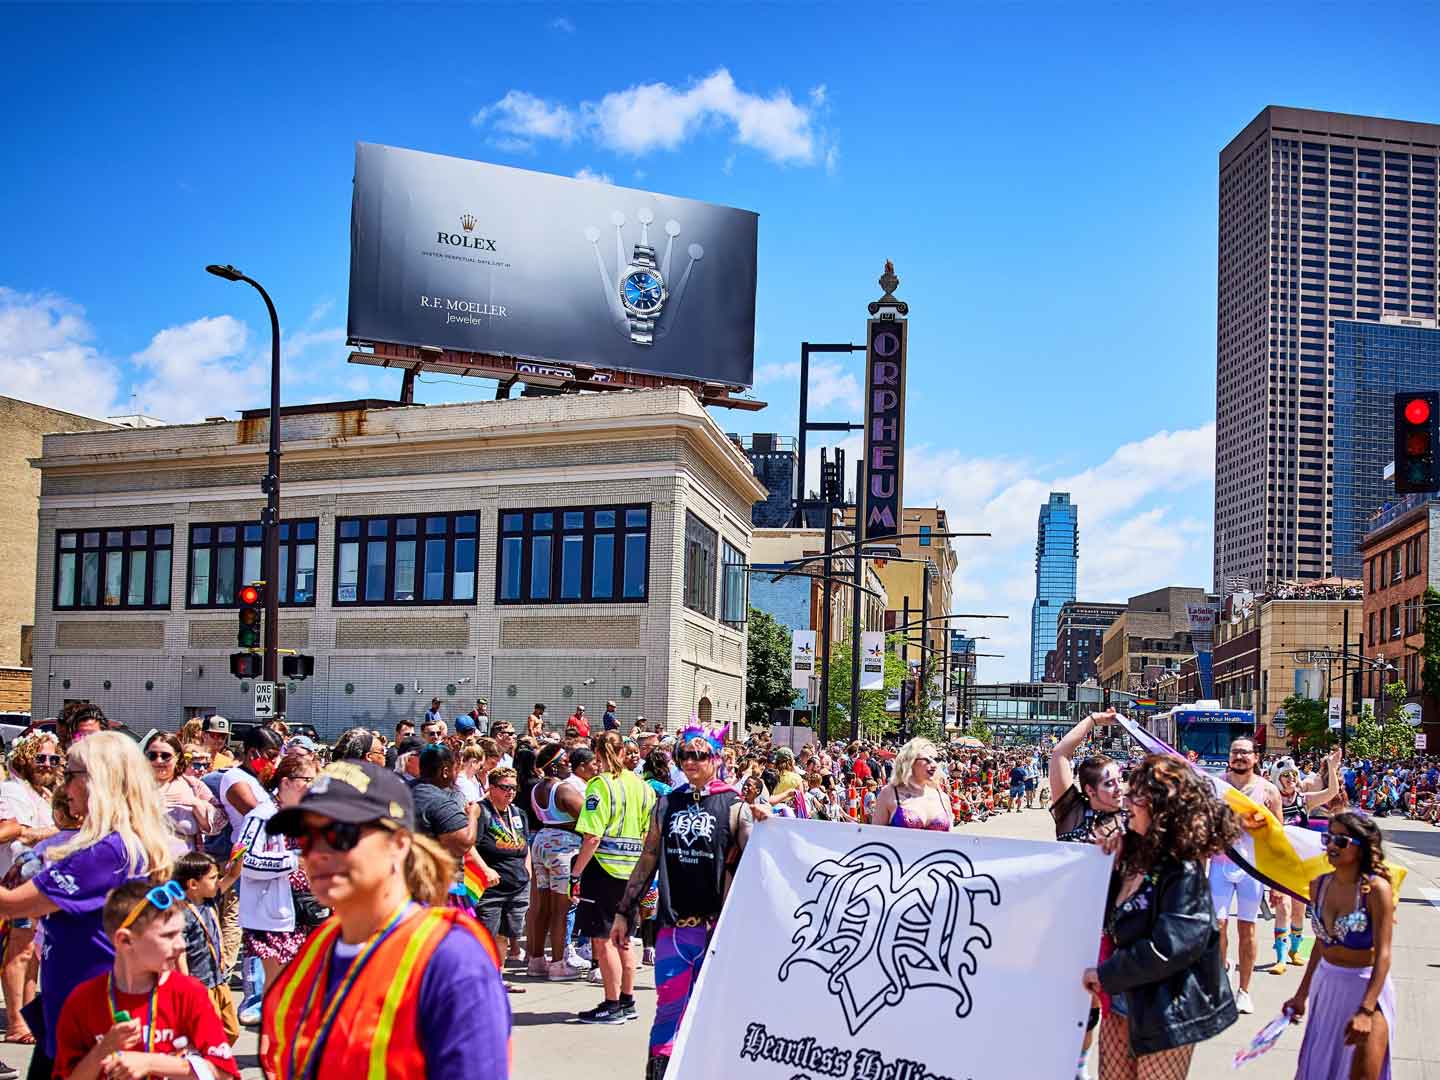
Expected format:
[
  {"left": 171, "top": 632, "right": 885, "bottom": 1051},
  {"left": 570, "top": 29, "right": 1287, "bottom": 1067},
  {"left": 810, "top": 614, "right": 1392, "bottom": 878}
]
[{"left": 201, "top": 771, "right": 233, "bottom": 862}]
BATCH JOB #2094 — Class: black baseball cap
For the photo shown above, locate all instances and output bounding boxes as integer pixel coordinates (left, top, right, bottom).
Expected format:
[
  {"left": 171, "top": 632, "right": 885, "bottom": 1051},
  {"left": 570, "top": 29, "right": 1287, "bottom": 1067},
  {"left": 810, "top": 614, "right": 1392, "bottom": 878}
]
[
  {"left": 394, "top": 736, "right": 424, "bottom": 757},
  {"left": 267, "top": 760, "right": 414, "bottom": 835}
]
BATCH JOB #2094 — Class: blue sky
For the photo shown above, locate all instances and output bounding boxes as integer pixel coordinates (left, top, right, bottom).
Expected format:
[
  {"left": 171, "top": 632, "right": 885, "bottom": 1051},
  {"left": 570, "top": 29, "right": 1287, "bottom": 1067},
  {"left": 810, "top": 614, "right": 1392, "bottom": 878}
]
[{"left": 4, "top": 3, "right": 1439, "bottom": 680}]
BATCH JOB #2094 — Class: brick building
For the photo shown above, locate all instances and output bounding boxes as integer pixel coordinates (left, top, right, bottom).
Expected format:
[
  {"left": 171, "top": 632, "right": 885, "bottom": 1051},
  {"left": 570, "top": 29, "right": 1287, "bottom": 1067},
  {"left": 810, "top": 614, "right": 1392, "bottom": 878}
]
[
  {"left": 1361, "top": 496, "right": 1440, "bottom": 738},
  {"left": 1099, "top": 587, "right": 1213, "bottom": 692},
  {"left": 1045, "top": 601, "right": 1124, "bottom": 684},
  {"left": 28, "top": 389, "right": 763, "bottom": 737}
]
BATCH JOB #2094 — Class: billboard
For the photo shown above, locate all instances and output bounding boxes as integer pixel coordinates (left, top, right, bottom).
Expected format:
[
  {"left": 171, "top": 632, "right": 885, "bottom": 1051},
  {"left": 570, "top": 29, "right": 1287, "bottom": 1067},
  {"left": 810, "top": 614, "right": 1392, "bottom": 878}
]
[{"left": 348, "top": 143, "right": 758, "bottom": 386}]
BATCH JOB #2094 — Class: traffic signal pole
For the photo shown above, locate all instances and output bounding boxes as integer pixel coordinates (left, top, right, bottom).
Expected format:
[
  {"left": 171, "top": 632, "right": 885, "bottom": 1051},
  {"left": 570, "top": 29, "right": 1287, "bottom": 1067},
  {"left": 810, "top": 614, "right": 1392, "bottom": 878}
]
[{"left": 260, "top": 284, "right": 281, "bottom": 686}]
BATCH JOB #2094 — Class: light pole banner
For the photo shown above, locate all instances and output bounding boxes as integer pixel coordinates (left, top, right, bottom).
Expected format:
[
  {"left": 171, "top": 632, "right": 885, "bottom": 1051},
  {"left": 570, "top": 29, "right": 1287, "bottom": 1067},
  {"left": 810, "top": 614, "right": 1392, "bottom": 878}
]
[
  {"left": 1328, "top": 697, "right": 1343, "bottom": 729},
  {"left": 791, "top": 630, "right": 817, "bottom": 691},
  {"left": 668, "top": 819, "right": 1110, "bottom": 1080},
  {"left": 859, "top": 631, "right": 885, "bottom": 690}
]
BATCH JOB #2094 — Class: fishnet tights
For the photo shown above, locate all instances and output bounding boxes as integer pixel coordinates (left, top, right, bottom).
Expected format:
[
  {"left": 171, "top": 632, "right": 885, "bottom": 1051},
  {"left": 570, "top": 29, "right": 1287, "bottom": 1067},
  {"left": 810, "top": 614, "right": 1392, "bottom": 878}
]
[{"left": 1098, "top": 1012, "right": 1196, "bottom": 1080}]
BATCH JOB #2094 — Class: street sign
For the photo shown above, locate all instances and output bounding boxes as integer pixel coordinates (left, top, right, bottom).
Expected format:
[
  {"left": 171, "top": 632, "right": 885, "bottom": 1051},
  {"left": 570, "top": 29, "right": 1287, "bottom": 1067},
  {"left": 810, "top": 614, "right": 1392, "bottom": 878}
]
[
  {"left": 1272, "top": 719, "right": 1286, "bottom": 738},
  {"left": 1327, "top": 697, "right": 1342, "bottom": 730},
  {"left": 1296, "top": 650, "right": 1344, "bottom": 665},
  {"left": 254, "top": 681, "right": 277, "bottom": 720},
  {"left": 1417, "top": 733, "right": 1427, "bottom": 751},
  {"left": 1402, "top": 702, "right": 1423, "bottom": 726}
]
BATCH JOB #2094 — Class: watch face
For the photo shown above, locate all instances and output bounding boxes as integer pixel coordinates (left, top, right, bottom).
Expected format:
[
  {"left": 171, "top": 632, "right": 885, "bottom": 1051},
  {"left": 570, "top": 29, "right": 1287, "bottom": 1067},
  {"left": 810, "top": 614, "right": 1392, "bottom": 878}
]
[{"left": 622, "top": 270, "right": 665, "bottom": 314}]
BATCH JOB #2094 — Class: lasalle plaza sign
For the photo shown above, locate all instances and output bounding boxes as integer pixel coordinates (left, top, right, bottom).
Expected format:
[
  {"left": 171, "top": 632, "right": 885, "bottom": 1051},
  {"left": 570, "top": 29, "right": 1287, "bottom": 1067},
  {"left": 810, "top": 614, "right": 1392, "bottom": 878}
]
[{"left": 668, "top": 819, "right": 1110, "bottom": 1080}]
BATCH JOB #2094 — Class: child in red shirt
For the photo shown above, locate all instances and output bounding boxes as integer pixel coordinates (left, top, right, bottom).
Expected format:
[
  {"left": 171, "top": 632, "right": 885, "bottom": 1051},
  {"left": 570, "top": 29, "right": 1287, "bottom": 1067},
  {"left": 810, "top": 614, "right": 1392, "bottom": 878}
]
[{"left": 54, "top": 879, "right": 239, "bottom": 1080}]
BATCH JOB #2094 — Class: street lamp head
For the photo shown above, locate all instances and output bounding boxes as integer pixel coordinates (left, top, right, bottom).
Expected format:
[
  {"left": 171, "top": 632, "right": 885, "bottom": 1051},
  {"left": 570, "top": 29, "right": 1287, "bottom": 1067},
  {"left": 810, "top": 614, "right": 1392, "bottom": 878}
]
[{"left": 205, "top": 263, "right": 244, "bottom": 282}]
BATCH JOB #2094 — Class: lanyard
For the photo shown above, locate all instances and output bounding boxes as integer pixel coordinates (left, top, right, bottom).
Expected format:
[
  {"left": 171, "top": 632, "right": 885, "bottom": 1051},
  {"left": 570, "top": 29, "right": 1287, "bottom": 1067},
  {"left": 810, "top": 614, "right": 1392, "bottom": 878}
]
[
  {"left": 107, "top": 974, "right": 158, "bottom": 1053},
  {"left": 285, "top": 903, "right": 412, "bottom": 1080}
]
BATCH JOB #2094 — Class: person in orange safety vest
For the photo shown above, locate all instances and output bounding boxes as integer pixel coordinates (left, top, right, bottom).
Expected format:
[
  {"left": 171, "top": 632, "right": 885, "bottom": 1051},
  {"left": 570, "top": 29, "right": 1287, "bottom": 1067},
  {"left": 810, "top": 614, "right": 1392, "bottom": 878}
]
[{"left": 260, "top": 759, "right": 510, "bottom": 1079}]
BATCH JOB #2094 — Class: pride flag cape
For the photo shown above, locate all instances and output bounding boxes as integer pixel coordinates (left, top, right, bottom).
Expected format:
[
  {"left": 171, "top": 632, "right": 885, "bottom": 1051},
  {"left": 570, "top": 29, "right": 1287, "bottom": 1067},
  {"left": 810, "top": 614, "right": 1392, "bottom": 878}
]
[{"left": 1118, "top": 716, "right": 1406, "bottom": 903}]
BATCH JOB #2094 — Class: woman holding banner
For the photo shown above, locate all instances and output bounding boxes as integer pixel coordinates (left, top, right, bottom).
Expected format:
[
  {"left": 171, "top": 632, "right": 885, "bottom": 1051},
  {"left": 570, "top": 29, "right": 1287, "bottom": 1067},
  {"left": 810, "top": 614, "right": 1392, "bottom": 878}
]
[
  {"left": 871, "top": 738, "right": 952, "bottom": 831},
  {"left": 1082, "top": 754, "right": 1239, "bottom": 1080},
  {"left": 1266, "top": 749, "right": 1341, "bottom": 974},
  {"left": 1283, "top": 810, "right": 1397, "bottom": 1080}
]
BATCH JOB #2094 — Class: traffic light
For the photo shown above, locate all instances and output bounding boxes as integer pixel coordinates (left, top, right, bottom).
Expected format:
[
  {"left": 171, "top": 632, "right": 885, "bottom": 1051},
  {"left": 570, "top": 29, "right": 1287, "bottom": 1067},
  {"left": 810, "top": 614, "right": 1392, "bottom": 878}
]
[
  {"left": 282, "top": 654, "right": 314, "bottom": 680},
  {"left": 1394, "top": 391, "right": 1439, "bottom": 494},
  {"left": 237, "top": 582, "right": 264, "bottom": 648},
  {"left": 229, "top": 652, "right": 262, "bottom": 679}
]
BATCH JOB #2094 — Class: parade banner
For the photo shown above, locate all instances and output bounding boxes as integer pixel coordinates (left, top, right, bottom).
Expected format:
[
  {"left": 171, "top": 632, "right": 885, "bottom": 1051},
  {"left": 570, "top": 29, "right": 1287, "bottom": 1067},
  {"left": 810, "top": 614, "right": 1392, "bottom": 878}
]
[
  {"left": 349, "top": 143, "right": 759, "bottom": 385},
  {"left": 859, "top": 631, "right": 885, "bottom": 690},
  {"left": 792, "top": 630, "right": 817, "bottom": 691},
  {"left": 668, "top": 819, "right": 1110, "bottom": 1080}
]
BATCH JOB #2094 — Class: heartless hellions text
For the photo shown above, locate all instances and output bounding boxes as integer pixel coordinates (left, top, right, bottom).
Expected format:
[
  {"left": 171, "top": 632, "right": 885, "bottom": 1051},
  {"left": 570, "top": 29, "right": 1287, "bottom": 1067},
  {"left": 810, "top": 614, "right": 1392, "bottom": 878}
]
[{"left": 740, "top": 1023, "right": 971, "bottom": 1080}]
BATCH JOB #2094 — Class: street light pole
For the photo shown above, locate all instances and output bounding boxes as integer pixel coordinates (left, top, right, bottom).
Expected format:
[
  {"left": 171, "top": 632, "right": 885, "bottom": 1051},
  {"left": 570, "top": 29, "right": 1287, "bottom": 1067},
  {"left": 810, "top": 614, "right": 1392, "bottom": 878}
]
[
  {"left": 849, "top": 458, "right": 864, "bottom": 742},
  {"left": 207, "top": 264, "right": 281, "bottom": 686}
]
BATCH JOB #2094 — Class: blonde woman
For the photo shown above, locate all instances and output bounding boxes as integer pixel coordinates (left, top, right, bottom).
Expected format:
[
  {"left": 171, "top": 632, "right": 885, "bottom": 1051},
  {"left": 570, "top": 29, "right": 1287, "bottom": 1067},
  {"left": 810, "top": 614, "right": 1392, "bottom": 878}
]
[
  {"left": 872, "top": 737, "right": 952, "bottom": 831},
  {"left": 0, "top": 731, "right": 173, "bottom": 1064}
]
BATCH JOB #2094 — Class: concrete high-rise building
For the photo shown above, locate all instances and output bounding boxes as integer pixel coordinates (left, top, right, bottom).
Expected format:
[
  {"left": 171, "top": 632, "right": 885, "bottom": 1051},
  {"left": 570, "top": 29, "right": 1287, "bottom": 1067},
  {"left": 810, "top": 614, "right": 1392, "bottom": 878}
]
[
  {"left": 1030, "top": 493, "right": 1078, "bottom": 680},
  {"left": 735, "top": 433, "right": 798, "bottom": 528},
  {"left": 1215, "top": 106, "right": 1440, "bottom": 591}
]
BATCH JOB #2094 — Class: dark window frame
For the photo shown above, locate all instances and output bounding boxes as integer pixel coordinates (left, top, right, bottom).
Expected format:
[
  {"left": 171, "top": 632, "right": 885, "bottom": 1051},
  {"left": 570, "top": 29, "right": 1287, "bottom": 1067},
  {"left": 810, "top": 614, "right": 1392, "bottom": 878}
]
[
  {"left": 720, "top": 540, "right": 747, "bottom": 629},
  {"left": 495, "top": 504, "right": 651, "bottom": 606},
  {"left": 186, "top": 519, "right": 319, "bottom": 609},
  {"left": 54, "top": 525, "right": 174, "bottom": 611},
  {"left": 683, "top": 512, "right": 719, "bottom": 619},
  {"left": 333, "top": 512, "right": 479, "bottom": 608}
]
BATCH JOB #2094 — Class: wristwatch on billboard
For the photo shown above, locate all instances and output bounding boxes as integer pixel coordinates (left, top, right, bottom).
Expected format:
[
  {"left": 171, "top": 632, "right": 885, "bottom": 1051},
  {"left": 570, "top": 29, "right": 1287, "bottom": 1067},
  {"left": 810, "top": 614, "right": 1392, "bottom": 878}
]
[{"left": 618, "top": 243, "right": 668, "bottom": 345}]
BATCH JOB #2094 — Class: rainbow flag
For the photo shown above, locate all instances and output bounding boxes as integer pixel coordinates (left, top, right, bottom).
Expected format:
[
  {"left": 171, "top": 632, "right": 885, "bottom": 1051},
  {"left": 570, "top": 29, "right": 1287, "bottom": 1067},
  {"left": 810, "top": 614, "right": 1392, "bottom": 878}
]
[
  {"left": 1118, "top": 716, "right": 1406, "bottom": 902},
  {"left": 450, "top": 849, "right": 487, "bottom": 913}
]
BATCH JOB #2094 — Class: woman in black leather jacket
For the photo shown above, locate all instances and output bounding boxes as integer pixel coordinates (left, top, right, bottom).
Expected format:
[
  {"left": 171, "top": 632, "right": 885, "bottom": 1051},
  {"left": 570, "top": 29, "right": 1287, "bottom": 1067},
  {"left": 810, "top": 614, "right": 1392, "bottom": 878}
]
[{"left": 1082, "top": 754, "right": 1241, "bottom": 1079}]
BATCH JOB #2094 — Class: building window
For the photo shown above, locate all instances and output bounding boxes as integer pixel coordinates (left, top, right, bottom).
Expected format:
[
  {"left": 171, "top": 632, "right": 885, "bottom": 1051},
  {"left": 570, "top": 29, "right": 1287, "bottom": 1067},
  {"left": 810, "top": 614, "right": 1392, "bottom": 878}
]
[
  {"left": 720, "top": 541, "right": 747, "bottom": 628},
  {"left": 55, "top": 527, "right": 173, "bottom": 610},
  {"left": 918, "top": 525, "right": 932, "bottom": 546},
  {"left": 683, "top": 512, "right": 718, "bottom": 618},
  {"left": 496, "top": 505, "right": 649, "bottom": 605},
  {"left": 1390, "top": 603, "right": 1401, "bottom": 640},
  {"left": 187, "top": 520, "right": 317, "bottom": 608},
  {"left": 336, "top": 513, "right": 477, "bottom": 606}
]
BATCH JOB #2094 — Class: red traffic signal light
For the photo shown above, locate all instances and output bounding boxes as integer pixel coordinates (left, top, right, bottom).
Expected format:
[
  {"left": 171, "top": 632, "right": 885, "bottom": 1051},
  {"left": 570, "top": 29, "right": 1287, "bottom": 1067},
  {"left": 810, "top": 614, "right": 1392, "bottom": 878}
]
[
  {"left": 1395, "top": 392, "right": 1439, "bottom": 495},
  {"left": 1406, "top": 397, "right": 1432, "bottom": 425},
  {"left": 239, "top": 584, "right": 261, "bottom": 606},
  {"left": 237, "top": 581, "right": 264, "bottom": 650}
]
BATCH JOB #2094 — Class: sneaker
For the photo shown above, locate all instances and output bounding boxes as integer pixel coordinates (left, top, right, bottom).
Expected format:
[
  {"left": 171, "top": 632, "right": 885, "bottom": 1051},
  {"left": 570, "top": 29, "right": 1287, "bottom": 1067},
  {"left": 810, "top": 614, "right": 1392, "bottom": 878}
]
[
  {"left": 577, "top": 1001, "right": 627, "bottom": 1025},
  {"left": 527, "top": 957, "right": 549, "bottom": 977},
  {"left": 565, "top": 945, "right": 592, "bottom": 970},
  {"left": 576, "top": 941, "right": 593, "bottom": 963},
  {"left": 1269, "top": 960, "right": 1288, "bottom": 975},
  {"left": 1235, "top": 989, "right": 1254, "bottom": 1014},
  {"left": 548, "top": 959, "right": 588, "bottom": 981},
  {"left": 1288, "top": 951, "right": 1305, "bottom": 966},
  {"left": 239, "top": 1003, "right": 262, "bottom": 1027},
  {"left": 642, "top": 946, "right": 656, "bottom": 966},
  {"left": 589, "top": 966, "right": 605, "bottom": 984},
  {"left": 505, "top": 949, "right": 527, "bottom": 969},
  {"left": 618, "top": 998, "right": 639, "bottom": 1022}
]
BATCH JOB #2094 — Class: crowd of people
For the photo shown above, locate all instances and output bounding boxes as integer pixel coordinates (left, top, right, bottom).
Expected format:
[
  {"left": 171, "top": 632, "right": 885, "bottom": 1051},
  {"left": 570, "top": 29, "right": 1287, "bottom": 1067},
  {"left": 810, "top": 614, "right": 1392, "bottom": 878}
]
[{"left": 0, "top": 696, "right": 1422, "bottom": 1079}]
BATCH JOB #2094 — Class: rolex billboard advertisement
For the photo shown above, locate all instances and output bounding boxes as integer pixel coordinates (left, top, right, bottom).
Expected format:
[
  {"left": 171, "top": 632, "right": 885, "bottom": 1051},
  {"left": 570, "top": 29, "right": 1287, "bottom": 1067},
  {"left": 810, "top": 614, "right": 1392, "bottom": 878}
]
[{"left": 348, "top": 143, "right": 759, "bottom": 386}]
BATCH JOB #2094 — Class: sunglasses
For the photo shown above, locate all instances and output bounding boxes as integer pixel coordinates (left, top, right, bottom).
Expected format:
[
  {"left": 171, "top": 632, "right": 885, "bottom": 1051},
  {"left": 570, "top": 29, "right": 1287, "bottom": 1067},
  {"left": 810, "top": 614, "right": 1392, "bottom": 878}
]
[
  {"left": 34, "top": 754, "right": 61, "bottom": 767},
  {"left": 188, "top": 759, "right": 211, "bottom": 771},
  {"left": 296, "top": 820, "right": 384, "bottom": 855},
  {"left": 676, "top": 749, "right": 711, "bottom": 763},
  {"left": 491, "top": 783, "right": 517, "bottom": 793},
  {"left": 118, "top": 880, "right": 186, "bottom": 932},
  {"left": 1324, "top": 833, "right": 1357, "bottom": 850},
  {"left": 147, "top": 751, "right": 176, "bottom": 763}
]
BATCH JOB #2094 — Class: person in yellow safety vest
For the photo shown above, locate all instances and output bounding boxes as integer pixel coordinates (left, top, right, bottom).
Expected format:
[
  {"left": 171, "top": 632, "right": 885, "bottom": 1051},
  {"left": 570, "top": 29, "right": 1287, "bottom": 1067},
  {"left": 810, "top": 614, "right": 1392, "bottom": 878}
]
[{"left": 260, "top": 760, "right": 511, "bottom": 1079}]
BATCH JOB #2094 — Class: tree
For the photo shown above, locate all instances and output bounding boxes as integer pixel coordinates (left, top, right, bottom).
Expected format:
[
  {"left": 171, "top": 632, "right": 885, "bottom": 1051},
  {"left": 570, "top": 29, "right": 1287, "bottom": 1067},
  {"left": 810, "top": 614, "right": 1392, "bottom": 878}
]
[
  {"left": 745, "top": 608, "right": 796, "bottom": 728},
  {"left": 968, "top": 718, "right": 993, "bottom": 745},
  {"left": 1280, "top": 694, "right": 1333, "bottom": 751},
  {"left": 1347, "top": 683, "right": 1415, "bottom": 760},
  {"left": 1424, "top": 588, "right": 1440, "bottom": 704},
  {"left": 823, "top": 633, "right": 907, "bottom": 742}
]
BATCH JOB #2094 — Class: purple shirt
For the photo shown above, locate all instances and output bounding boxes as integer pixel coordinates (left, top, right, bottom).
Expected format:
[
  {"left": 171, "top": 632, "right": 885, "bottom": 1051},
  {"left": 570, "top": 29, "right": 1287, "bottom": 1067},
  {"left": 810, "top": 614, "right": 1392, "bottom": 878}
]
[
  {"left": 33, "top": 833, "right": 146, "bottom": 1056},
  {"left": 324, "top": 912, "right": 510, "bottom": 1075}
]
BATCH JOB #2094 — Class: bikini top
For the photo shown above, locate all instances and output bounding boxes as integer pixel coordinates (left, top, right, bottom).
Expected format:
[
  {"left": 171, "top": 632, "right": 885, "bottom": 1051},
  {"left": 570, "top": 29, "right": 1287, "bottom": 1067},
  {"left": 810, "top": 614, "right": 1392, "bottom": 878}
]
[
  {"left": 890, "top": 804, "right": 951, "bottom": 831},
  {"left": 1310, "top": 873, "right": 1374, "bottom": 950}
]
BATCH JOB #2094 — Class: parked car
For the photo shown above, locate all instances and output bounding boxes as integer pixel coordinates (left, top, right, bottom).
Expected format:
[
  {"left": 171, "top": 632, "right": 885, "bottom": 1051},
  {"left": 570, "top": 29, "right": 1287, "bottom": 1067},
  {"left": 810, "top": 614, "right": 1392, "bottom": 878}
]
[{"left": 0, "top": 714, "right": 32, "bottom": 746}]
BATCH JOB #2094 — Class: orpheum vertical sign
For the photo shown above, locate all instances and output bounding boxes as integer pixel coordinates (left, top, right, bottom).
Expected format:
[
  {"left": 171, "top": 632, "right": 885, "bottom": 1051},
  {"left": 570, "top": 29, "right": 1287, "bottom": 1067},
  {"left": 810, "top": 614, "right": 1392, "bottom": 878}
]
[{"left": 862, "top": 315, "right": 907, "bottom": 540}]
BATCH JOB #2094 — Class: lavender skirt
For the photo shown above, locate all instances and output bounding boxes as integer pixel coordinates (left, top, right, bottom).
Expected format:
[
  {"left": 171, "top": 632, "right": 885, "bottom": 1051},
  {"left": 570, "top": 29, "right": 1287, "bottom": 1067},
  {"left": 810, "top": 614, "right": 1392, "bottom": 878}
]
[{"left": 1295, "top": 958, "right": 1395, "bottom": 1080}]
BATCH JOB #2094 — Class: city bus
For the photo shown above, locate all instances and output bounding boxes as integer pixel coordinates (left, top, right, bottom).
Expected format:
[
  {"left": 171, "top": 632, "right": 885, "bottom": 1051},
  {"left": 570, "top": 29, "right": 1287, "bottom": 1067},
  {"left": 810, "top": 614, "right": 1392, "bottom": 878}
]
[{"left": 1143, "top": 701, "right": 1257, "bottom": 769}]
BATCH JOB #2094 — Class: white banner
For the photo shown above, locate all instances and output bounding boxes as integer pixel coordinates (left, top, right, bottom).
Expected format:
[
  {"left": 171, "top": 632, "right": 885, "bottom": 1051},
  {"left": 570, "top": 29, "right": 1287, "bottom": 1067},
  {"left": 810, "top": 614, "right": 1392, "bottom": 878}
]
[
  {"left": 668, "top": 818, "right": 1110, "bottom": 1080},
  {"left": 860, "top": 631, "right": 885, "bottom": 690},
  {"left": 792, "top": 630, "right": 817, "bottom": 691},
  {"left": 1328, "top": 697, "right": 1342, "bottom": 729}
]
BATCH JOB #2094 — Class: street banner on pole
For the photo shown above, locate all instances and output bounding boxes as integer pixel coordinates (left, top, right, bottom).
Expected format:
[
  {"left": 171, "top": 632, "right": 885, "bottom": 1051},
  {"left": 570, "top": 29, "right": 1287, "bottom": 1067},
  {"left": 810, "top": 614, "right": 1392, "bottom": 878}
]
[
  {"left": 1417, "top": 733, "right": 1428, "bottom": 751},
  {"left": 791, "top": 630, "right": 817, "bottom": 691},
  {"left": 667, "top": 819, "right": 1110, "bottom": 1080},
  {"left": 1328, "top": 697, "right": 1342, "bottom": 729},
  {"left": 1185, "top": 603, "right": 1218, "bottom": 699},
  {"left": 859, "top": 631, "right": 885, "bottom": 690},
  {"left": 860, "top": 264, "right": 907, "bottom": 541}
]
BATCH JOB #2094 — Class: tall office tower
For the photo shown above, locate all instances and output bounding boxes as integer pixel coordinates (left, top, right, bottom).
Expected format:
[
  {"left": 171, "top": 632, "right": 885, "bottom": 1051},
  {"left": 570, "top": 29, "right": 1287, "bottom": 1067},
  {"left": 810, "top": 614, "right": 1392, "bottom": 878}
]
[
  {"left": 1216, "top": 107, "right": 1440, "bottom": 591},
  {"left": 1030, "top": 492, "right": 1078, "bottom": 680}
]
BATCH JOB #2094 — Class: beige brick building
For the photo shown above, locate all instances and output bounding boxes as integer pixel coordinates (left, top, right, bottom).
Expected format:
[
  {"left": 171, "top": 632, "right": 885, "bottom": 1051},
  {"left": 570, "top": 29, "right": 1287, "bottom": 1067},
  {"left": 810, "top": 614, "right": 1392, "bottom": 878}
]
[
  {"left": 0, "top": 397, "right": 116, "bottom": 687},
  {"left": 29, "top": 389, "right": 763, "bottom": 736}
]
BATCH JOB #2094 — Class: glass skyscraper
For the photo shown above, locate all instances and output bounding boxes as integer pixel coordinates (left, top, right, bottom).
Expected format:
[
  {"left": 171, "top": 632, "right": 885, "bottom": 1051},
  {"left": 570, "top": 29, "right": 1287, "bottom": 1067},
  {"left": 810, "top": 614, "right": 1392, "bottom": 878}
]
[
  {"left": 1030, "top": 492, "right": 1078, "bottom": 680},
  {"left": 1333, "top": 318, "right": 1440, "bottom": 578}
]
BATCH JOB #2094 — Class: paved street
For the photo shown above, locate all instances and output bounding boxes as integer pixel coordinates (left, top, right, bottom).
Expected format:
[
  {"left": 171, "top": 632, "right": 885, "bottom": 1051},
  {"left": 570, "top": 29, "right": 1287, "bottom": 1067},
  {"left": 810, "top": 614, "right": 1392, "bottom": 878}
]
[{"left": 0, "top": 809, "right": 1434, "bottom": 1078}]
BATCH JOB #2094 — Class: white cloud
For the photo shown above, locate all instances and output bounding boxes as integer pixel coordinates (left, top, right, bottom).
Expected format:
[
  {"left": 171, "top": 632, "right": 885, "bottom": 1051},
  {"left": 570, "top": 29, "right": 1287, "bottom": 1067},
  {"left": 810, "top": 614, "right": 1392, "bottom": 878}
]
[
  {"left": 0, "top": 288, "right": 123, "bottom": 419},
  {"left": 573, "top": 166, "right": 613, "bottom": 185},
  {"left": 549, "top": 15, "right": 575, "bottom": 32},
  {"left": 901, "top": 423, "right": 1217, "bottom": 681},
  {"left": 474, "top": 68, "right": 832, "bottom": 167},
  {"left": 128, "top": 315, "right": 263, "bottom": 423},
  {"left": 755, "top": 357, "right": 858, "bottom": 412},
  {"left": 307, "top": 299, "right": 334, "bottom": 323},
  {"left": 471, "top": 90, "right": 578, "bottom": 147}
]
